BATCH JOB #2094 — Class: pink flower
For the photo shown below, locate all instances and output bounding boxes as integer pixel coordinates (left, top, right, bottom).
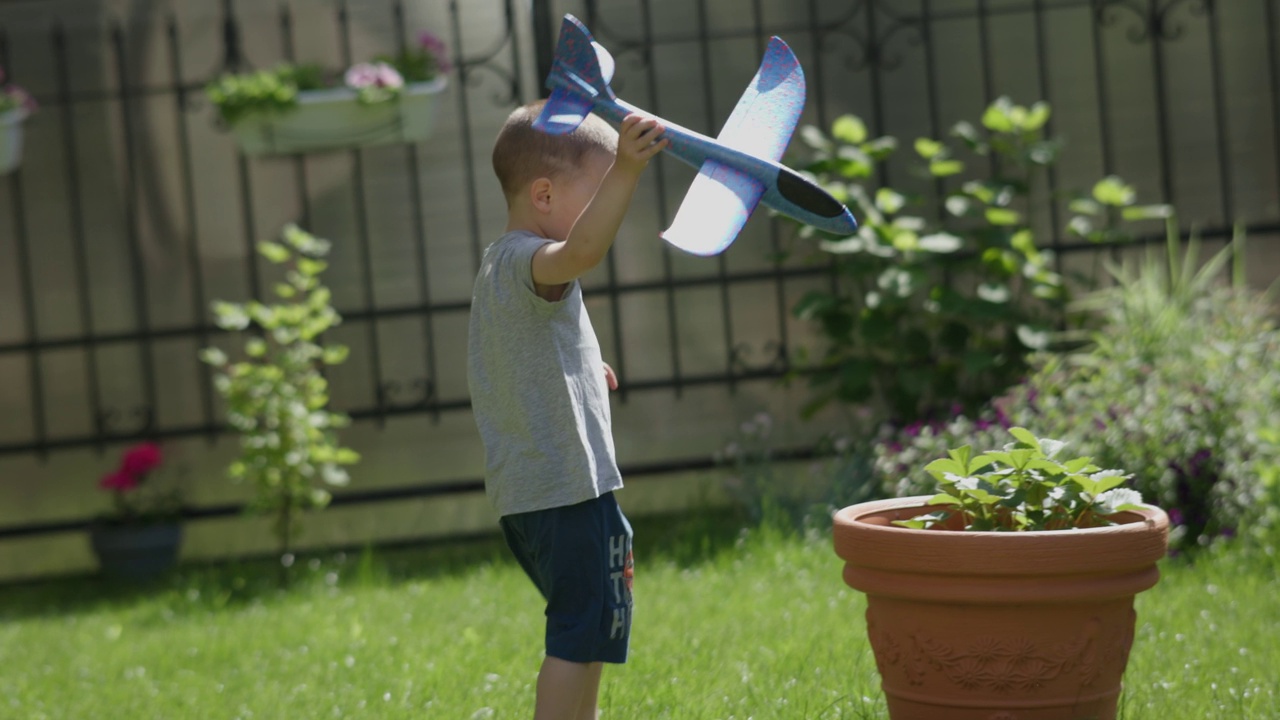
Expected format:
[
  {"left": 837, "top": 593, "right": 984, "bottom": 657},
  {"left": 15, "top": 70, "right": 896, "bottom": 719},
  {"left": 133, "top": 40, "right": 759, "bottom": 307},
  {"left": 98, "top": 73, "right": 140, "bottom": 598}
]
[
  {"left": 345, "top": 62, "right": 404, "bottom": 90},
  {"left": 418, "top": 31, "right": 452, "bottom": 74},
  {"left": 121, "top": 442, "right": 163, "bottom": 476},
  {"left": 99, "top": 470, "right": 140, "bottom": 492}
]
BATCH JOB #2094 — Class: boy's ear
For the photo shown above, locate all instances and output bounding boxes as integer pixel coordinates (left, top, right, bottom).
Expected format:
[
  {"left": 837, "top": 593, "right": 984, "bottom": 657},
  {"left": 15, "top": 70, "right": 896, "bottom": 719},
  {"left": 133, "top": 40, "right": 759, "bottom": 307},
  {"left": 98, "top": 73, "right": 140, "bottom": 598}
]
[{"left": 529, "top": 177, "right": 553, "bottom": 214}]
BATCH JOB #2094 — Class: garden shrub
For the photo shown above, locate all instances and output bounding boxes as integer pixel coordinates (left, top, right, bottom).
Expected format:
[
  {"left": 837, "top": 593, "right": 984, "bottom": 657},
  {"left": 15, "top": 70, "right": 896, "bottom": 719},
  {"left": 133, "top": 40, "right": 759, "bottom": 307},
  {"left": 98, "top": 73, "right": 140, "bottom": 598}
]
[
  {"left": 874, "top": 225, "right": 1280, "bottom": 548},
  {"left": 790, "top": 97, "right": 1168, "bottom": 424}
]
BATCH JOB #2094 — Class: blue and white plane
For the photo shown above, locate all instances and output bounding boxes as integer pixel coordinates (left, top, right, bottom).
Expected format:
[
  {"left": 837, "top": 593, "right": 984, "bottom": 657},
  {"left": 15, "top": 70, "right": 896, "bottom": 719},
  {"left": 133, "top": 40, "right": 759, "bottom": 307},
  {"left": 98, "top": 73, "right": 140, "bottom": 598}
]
[{"left": 533, "top": 14, "right": 858, "bottom": 256}]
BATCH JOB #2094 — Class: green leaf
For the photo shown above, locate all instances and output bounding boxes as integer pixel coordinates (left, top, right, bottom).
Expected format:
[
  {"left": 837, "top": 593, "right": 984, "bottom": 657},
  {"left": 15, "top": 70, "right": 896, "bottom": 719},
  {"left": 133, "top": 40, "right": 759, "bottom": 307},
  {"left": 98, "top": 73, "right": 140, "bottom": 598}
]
[
  {"left": 274, "top": 283, "right": 297, "bottom": 299},
  {"left": 981, "top": 97, "right": 1015, "bottom": 133},
  {"left": 985, "top": 208, "right": 1021, "bottom": 226},
  {"left": 892, "top": 231, "right": 920, "bottom": 252},
  {"left": 925, "top": 457, "right": 966, "bottom": 480},
  {"left": 212, "top": 301, "right": 251, "bottom": 331},
  {"left": 929, "top": 159, "right": 964, "bottom": 177},
  {"left": 914, "top": 137, "right": 944, "bottom": 159},
  {"left": 1067, "top": 216, "right": 1092, "bottom": 238},
  {"left": 1122, "top": 204, "right": 1174, "bottom": 221},
  {"left": 832, "top": 115, "right": 868, "bottom": 145},
  {"left": 918, "top": 233, "right": 963, "bottom": 253},
  {"left": 977, "top": 283, "right": 1010, "bottom": 303},
  {"left": 335, "top": 448, "right": 361, "bottom": 464},
  {"left": 928, "top": 493, "right": 961, "bottom": 506},
  {"left": 947, "top": 445, "right": 973, "bottom": 469},
  {"left": 945, "top": 195, "right": 974, "bottom": 217},
  {"left": 1024, "top": 101, "right": 1051, "bottom": 131},
  {"left": 951, "top": 120, "right": 984, "bottom": 151},
  {"left": 322, "top": 345, "right": 350, "bottom": 365},
  {"left": 876, "top": 188, "right": 906, "bottom": 214},
  {"left": 799, "top": 125, "right": 831, "bottom": 151},
  {"left": 246, "top": 338, "right": 267, "bottom": 357},
  {"left": 1007, "top": 427, "right": 1041, "bottom": 450},
  {"left": 1093, "top": 176, "right": 1136, "bottom": 207},
  {"left": 1016, "top": 324, "right": 1051, "bottom": 350},
  {"left": 1069, "top": 198, "right": 1102, "bottom": 216},
  {"left": 298, "top": 258, "right": 328, "bottom": 277},
  {"left": 862, "top": 136, "right": 898, "bottom": 160},
  {"left": 199, "top": 347, "right": 228, "bottom": 366},
  {"left": 1010, "top": 229, "right": 1037, "bottom": 255},
  {"left": 258, "top": 241, "right": 290, "bottom": 264}
]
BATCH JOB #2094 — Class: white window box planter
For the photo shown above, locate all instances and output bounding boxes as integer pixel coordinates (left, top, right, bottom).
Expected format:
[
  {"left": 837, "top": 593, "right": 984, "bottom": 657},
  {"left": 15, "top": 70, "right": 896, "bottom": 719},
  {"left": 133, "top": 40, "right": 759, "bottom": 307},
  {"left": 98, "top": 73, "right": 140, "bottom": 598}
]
[
  {"left": 229, "top": 76, "right": 448, "bottom": 156},
  {"left": 0, "top": 107, "right": 29, "bottom": 175}
]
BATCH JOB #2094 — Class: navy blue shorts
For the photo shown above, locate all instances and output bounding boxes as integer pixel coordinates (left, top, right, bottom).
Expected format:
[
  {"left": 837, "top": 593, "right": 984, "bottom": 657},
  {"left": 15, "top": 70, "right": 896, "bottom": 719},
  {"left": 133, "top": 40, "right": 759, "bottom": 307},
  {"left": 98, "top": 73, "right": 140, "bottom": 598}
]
[{"left": 499, "top": 492, "right": 634, "bottom": 664}]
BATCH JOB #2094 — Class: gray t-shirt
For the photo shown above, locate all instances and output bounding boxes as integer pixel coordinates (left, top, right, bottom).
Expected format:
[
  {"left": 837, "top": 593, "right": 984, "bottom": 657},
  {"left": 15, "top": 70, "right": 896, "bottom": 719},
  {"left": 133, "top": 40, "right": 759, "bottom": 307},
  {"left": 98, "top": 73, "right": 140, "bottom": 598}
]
[{"left": 467, "top": 230, "right": 623, "bottom": 517}]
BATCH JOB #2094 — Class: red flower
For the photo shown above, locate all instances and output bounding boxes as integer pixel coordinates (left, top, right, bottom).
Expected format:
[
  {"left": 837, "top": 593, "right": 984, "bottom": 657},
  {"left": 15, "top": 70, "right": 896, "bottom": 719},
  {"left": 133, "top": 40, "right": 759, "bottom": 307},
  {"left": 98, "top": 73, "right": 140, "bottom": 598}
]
[
  {"left": 120, "top": 442, "right": 163, "bottom": 476},
  {"left": 99, "top": 470, "right": 140, "bottom": 492}
]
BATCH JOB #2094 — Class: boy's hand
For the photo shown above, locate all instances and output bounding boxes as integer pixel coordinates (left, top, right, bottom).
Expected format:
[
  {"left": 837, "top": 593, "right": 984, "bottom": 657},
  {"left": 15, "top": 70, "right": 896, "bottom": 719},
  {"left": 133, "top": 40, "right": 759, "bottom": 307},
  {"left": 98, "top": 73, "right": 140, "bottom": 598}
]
[
  {"left": 604, "top": 362, "right": 618, "bottom": 391},
  {"left": 614, "top": 114, "right": 667, "bottom": 175}
]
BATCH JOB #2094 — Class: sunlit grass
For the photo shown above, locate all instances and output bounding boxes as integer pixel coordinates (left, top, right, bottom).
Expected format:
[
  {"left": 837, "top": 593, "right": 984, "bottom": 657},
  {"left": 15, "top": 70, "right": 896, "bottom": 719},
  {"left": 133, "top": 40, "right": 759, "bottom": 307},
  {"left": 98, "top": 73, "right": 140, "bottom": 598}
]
[{"left": 1, "top": 511, "right": 1276, "bottom": 718}]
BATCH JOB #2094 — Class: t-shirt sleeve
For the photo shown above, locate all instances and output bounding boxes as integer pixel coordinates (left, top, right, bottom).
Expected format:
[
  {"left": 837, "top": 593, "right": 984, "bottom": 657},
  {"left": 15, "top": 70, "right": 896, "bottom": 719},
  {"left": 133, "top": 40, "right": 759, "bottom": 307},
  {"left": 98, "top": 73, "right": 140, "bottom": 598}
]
[{"left": 500, "top": 233, "right": 573, "bottom": 312}]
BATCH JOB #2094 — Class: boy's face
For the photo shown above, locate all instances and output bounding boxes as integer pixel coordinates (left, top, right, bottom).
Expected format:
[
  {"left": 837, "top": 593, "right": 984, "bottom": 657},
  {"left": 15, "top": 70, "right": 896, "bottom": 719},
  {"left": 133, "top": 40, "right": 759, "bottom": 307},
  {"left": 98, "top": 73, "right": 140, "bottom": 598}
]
[{"left": 544, "top": 150, "right": 614, "bottom": 240}]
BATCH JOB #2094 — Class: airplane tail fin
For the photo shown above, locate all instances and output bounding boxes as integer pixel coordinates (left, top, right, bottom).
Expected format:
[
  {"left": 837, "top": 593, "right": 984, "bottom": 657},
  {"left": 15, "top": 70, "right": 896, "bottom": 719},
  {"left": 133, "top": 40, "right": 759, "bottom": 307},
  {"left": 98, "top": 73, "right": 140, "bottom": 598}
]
[{"left": 534, "top": 15, "right": 617, "bottom": 135}]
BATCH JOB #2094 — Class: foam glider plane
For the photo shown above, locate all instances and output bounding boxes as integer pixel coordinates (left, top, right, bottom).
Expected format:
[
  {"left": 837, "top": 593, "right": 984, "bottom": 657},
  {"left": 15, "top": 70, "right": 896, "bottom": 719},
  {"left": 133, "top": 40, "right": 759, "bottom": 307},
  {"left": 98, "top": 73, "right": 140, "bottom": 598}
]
[{"left": 533, "top": 14, "right": 858, "bottom": 256}]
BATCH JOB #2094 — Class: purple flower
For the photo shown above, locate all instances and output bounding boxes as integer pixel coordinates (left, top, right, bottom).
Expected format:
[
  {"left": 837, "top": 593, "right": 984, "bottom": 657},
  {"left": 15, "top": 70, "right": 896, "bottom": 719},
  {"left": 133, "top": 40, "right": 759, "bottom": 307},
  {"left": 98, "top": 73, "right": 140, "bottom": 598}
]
[
  {"left": 345, "top": 62, "right": 404, "bottom": 90},
  {"left": 1167, "top": 507, "right": 1184, "bottom": 526},
  {"left": 904, "top": 421, "right": 923, "bottom": 438}
]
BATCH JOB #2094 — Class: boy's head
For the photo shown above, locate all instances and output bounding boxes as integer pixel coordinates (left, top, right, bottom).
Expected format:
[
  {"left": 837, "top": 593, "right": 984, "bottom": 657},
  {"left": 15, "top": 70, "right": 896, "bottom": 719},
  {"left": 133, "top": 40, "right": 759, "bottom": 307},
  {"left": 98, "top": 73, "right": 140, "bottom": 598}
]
[{"left": 492, "top": 100, "right": 618, "bottom": 217}]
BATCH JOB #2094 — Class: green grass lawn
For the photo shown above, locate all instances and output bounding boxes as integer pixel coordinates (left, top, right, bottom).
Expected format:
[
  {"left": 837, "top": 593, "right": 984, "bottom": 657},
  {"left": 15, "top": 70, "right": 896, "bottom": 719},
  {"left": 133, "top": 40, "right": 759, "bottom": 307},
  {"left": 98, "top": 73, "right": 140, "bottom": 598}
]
[{"left": 1, "top": 511, "right": 1277, "bottom": 719}]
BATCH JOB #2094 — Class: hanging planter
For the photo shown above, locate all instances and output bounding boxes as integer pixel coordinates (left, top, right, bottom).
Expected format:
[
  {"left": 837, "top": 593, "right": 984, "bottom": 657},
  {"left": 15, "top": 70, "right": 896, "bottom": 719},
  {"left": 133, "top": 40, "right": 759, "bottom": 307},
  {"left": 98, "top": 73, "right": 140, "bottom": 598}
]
[
  {"left": 229, "top": 77, "right": 447, "bottom": 156},
  {"left": 0, "top": 107, "right": 27, "bottom": 174},
  {"left": 207, "top": 31, "right": 452, "bottom": 157}
]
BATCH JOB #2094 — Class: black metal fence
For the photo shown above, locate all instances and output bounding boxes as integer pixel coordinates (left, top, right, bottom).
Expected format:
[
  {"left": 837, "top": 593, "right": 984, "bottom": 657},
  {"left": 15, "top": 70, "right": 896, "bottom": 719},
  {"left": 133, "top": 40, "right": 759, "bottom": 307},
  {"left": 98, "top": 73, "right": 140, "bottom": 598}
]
[{"left": 1, "top": 0, "right": 1277, "bottom": 545}]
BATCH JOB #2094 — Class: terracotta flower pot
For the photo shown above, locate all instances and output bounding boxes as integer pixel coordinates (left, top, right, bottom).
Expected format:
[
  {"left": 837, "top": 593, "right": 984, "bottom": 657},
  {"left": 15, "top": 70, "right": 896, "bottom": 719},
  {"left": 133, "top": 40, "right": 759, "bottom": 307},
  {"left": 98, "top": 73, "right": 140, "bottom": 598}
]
[{"left": 833, "top": 496, "right": 1169, "bottom": 720}]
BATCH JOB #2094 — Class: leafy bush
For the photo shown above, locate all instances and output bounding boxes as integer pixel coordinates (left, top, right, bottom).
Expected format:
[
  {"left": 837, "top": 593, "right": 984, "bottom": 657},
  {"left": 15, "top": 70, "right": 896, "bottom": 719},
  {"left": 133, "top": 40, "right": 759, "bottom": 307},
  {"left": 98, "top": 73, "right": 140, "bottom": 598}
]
[
  {"left": 790, "top": 97, "right": 1168, "bottom": 423},
  {"left": 201, "top": 225, "right": 360, "bottom": 568},
  {"left": 876, "top": 224, "right": 1280, "bottom": 548}
]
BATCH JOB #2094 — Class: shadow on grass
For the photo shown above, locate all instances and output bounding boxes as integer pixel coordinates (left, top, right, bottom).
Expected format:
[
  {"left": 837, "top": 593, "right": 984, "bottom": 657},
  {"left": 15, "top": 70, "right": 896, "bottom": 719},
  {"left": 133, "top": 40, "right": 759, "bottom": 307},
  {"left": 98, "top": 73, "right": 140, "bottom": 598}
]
[{"left": 0, "top": 504, "right": 761, "bottom": 622}]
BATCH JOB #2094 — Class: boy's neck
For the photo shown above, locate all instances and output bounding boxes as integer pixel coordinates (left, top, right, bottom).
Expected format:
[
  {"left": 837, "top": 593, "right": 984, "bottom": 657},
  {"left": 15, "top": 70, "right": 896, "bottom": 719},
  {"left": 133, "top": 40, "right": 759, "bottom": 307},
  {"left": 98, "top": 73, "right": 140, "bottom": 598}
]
[{"left": 505, "top": 206, "right": 550, "bottom": 239}]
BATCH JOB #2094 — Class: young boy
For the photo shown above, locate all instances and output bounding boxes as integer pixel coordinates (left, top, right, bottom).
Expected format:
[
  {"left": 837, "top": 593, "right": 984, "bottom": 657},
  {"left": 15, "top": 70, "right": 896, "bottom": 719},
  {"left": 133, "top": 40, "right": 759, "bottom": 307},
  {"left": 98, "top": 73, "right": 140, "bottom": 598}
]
[{"left": 466, "top": 100, "right": 667, "bottom": 720}]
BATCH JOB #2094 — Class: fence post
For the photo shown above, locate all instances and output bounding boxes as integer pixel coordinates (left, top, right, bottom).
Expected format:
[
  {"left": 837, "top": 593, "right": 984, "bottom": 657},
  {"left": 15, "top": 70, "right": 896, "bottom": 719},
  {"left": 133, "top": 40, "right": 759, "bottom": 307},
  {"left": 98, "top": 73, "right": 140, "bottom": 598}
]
[{"left": 531, "top": 0, "right": 554, "bottom": 98}]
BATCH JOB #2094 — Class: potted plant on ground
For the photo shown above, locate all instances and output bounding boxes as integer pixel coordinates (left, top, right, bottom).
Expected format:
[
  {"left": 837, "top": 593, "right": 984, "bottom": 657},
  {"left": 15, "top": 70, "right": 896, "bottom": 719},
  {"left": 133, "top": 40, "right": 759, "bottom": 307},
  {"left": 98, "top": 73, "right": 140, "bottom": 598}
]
[
  {"left": 1, "top": 65, "right": 37, "bottom": 175},
  {"left": 200, "top": 224, "right": 360, "bottom": 585},
  {"left": 89, "top": 442, "right": 184, "bottom": 581},
  {"left": 833, "top": 427, "right": 1169, "bottom": 720},
  {"left": 206, "top": 31, "right": 450, "bottom": 156}
]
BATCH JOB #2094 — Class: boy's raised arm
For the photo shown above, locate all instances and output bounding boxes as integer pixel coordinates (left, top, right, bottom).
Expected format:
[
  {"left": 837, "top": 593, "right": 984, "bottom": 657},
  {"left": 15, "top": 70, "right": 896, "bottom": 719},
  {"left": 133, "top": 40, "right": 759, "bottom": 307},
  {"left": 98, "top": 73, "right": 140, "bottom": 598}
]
[{"left": 532, "top": 114, "right": 667, "bottom": 288}]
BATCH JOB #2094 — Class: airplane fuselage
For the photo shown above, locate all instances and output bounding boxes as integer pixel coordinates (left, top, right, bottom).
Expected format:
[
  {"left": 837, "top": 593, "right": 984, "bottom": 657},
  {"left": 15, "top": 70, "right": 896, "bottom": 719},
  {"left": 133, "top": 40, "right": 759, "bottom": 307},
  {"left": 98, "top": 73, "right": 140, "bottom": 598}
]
[{"left": 589, "top": 98, "right": 856, "bottom": 236}]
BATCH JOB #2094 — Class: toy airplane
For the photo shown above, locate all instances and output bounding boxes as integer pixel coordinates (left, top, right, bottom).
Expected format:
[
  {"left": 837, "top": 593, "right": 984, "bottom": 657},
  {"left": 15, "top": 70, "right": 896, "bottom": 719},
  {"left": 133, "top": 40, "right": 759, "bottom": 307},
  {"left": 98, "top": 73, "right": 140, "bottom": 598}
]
[{"left": 533, "top": 15, "right": 858, "bottom": 257}]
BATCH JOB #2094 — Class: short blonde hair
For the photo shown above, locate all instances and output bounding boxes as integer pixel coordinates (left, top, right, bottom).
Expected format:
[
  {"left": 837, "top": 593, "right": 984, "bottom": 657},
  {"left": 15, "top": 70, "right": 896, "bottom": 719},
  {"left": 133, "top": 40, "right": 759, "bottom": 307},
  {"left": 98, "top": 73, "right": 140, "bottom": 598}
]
[{"left": 491, "top": 99, "right": 617, "bottom": 202}]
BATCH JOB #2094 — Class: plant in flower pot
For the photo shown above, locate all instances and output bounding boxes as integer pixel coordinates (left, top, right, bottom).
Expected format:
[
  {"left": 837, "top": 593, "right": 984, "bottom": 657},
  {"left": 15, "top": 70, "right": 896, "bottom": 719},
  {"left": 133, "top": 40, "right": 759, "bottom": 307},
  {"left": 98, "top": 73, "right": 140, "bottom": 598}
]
[
  {"left": 200, "top": 224, "right": 359, "bottom": 585},
  {"left": 833, "top": 427, "right": 1169, "bottom": 720},
  {"left": 1, "top": 65, "right": 38, "bottom": 175},
  {"left": 206, "top": 31, "right": 450, "bottom": 156},
  {"left": 90, "top": 442, "right": 184, "bottom": 581}
]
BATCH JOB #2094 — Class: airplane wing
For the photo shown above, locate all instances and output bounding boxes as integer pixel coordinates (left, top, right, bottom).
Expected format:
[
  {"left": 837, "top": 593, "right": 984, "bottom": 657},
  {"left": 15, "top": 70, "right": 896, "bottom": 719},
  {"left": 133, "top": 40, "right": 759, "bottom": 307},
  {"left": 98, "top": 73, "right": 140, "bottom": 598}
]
[
  {"left": 660, "top": 162, "right": 764, "bottom": 256},
  {"left": 661, "top": 37, "right": 805, "bottom": 256}
]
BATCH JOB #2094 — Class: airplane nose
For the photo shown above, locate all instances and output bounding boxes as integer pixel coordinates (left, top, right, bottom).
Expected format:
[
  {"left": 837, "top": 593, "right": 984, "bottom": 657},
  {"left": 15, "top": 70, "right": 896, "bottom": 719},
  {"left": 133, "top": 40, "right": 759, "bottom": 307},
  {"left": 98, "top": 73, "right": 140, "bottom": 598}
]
[{"left": 776, "top": 166, "right": 846, "bottom": 219}]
